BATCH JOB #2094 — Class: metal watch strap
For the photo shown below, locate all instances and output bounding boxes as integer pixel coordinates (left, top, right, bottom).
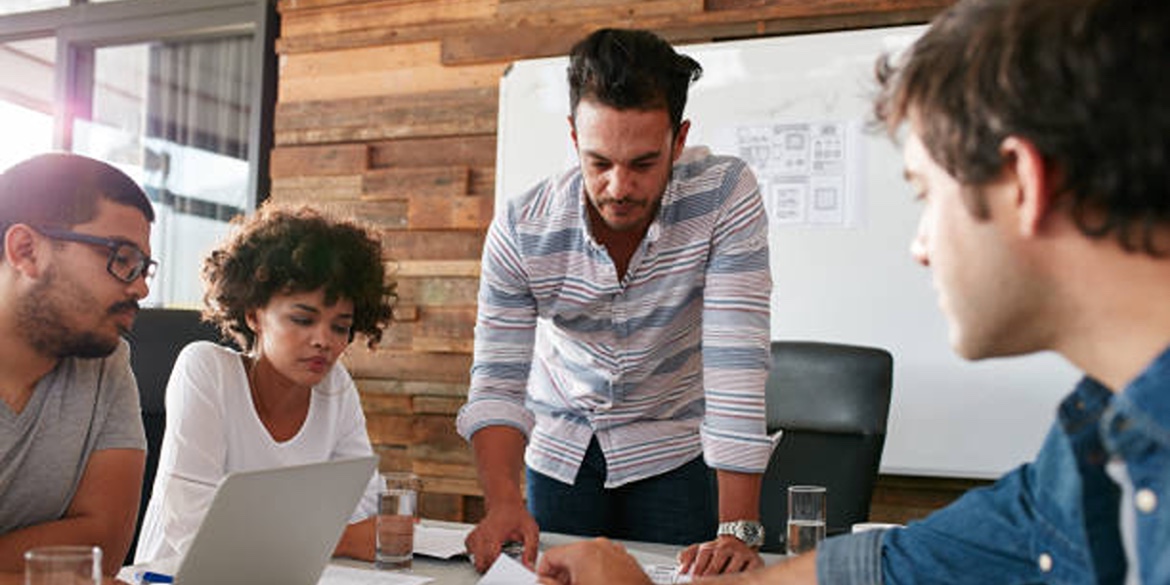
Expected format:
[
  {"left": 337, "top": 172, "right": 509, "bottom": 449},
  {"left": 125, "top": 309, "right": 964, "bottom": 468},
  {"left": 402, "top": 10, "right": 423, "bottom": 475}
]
[{"left": 717, "top": 520, "right": 765, "bottom": 548}]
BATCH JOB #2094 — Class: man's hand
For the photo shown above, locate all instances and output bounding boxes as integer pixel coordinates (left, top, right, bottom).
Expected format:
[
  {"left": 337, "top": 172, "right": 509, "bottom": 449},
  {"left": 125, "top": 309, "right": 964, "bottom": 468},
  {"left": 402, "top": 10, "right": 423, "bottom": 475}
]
[
  {"left": 465, "top": 500, "right": 539, "bottom": 573},
  {"left": 537, "top": 538, "right": 652, "bottom": 585},
  {"left": 677, "top": 535, "right": 763, "bottom": 576}
]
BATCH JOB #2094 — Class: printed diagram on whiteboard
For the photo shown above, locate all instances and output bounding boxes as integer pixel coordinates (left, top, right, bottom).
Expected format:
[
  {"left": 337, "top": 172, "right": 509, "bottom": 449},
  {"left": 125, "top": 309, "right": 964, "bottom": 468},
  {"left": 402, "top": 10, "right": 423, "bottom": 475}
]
[{"left": 733, "top": 121, "right": 859, "bottom": 228}]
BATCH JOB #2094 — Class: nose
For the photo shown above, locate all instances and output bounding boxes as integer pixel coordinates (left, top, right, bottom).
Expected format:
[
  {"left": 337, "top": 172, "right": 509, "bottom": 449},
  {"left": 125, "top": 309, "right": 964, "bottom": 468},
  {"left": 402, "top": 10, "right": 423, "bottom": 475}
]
[
  {"left": 311, "top": 323, "right": 335, "bottom": 350},
  {"left": 609, "top": 165, "right": 636, "bottom": 199},
  {"left": 910, "top": 216, "right": 930, "bottom": 267},
  {"left": 126, "top": 272, "right": 150, "bottom": 300}
]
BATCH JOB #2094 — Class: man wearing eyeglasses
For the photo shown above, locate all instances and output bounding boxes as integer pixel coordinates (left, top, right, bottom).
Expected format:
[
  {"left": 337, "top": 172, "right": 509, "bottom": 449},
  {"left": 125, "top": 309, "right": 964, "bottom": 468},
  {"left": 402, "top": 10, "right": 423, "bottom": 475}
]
[{"left": 0, "top": 153, "right": 156, "bottom": 579}]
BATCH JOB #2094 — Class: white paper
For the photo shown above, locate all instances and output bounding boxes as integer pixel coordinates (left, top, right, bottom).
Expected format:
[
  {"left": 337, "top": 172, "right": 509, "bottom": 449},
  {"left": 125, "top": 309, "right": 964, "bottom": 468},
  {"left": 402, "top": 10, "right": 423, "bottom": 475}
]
[
  {"left": 476, "top": 553, "right": 537, "bottom": 585},
  {"left": 317, "top": 565, "right": 434, "bottom": 585},
  {"left": 643, "top": 563, "right": 693, "bottom": 585},
  {"left": 414, "top": 523, "right": 473, "bottom": 559}
]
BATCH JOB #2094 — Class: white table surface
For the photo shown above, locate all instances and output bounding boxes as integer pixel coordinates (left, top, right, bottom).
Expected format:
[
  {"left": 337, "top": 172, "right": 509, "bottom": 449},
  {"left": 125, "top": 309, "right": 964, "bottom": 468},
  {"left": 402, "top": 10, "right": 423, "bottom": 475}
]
[{"left": 337, "top": 521, "right": 785, "bottom": 585}]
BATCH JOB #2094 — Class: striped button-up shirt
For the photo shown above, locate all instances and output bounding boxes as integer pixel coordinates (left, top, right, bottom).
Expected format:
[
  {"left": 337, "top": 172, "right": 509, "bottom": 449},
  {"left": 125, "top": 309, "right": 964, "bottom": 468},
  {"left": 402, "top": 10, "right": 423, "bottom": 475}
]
[{"left": 456, "top": 148, "right": 773, "bottom": 488}]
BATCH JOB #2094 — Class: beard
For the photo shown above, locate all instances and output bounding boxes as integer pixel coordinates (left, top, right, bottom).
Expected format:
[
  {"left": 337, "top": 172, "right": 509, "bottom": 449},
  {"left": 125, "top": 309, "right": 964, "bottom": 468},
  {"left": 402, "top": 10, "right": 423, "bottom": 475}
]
[{"left": 16, "top": 266, "right": 135, "bottom": 359}]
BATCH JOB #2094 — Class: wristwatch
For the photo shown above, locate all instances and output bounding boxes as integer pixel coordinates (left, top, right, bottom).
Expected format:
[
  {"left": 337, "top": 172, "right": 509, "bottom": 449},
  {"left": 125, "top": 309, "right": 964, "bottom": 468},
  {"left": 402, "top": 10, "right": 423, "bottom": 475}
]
[{"left": 717, "top": 520, "right": 765, "bottom": 548}]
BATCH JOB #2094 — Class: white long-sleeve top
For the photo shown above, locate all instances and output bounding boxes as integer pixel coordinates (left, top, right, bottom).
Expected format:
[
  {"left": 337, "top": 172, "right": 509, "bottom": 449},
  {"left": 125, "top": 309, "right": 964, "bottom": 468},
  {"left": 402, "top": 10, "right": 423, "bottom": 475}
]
[{"left": 135, "top": 341, "right": 380, "bottom": 563}]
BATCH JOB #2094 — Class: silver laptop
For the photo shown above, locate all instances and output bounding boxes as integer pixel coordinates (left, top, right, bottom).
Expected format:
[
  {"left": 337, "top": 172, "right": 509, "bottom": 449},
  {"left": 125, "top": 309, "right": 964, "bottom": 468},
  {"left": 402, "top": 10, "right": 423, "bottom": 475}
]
[{"left": 173, "top": 456, "right": 378, "bottom": 585}]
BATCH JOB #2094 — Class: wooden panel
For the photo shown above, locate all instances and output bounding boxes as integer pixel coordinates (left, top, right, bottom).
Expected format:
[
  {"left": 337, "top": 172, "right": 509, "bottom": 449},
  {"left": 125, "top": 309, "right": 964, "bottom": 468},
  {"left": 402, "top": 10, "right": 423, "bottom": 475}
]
[
  {"left": 413, "top": 395, "right": 466, "bottom": 415},
  {"left": 374, "top": 444, "right": 411, "bottom": 472},
  {"left": 414, "top": 306, "right": 476, "bottom": 347},
  {"left": 312, "top": 200, "right": 409, "bottom": 229},
  {"left": 370, "top": 135, "right": 496, "bottom": 169},
  {"left": 281, "top": 0, "right": 496, "bottom": 38},
  {"left": 413, "top": 460, "right": 478, "bottom": 480},
  {"left": 269, "top": 175, "right": 363, "bottom": 202},
  {"left": 281, "top": 42, "right": 505, "bottom": 102},
  {"left": 407, "top": 193, "right": 493, "bottom": 230},
  {"left": 419, "top": 492, "right": 464, "bottom": 521},
  {"left": 396, "top": 276, "right": 480, "bottom": 306},
  {"left": 441, "top": 0, "right": 702, "bottom": 64},
  {"left": 393, "top": 260, "right": 481, "bottom": 278},
  {"left": 441, "top": 1, "right": 944, "bottom": 65},
  {"left": 270, "top": 144, "right": 369, "bottom": 177},
  {"left": 367, "top": 413, "right": 414, "bottom": 444},
  {"left": 410, "top": 442, "right": 474, "bottom": 466},
  {"left": 279, "top": 0, "right": 400, "bottom": 10},
  {"left": 354, "top": 378, "right": 469, "bottom": 398},
  {"left": 275, "top": 88, "right": 498, "bottom": 145},
  {"left": 380, "top": 231, "right": 485, "bottom": 262},
  {"left": 361, "top": 392, "right": 413, "bottom": 415},
  {"left": 363, "top": 167, "right": 470, "bottom": 199},
  {"left": 345, "top": 347, "right": 472, "bottom": 382},
  {"left": 705, "top": 0, "right": 948, "bottom": 12},
  {"left": 281, "top": 41, "right": 439, "bottom": 78},
  {"left": 412, "top": 415, "right": 466, "bottom": 458}
]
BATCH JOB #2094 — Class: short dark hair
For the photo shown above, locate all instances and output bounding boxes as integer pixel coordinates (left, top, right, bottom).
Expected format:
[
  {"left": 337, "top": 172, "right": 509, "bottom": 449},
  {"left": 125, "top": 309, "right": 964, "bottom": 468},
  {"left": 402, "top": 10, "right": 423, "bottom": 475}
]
[
  {"left": 875, "top": 0, "right": 1170, "bottom": 255},
  {"left": 0, "top": 153, "right": 154, "bottom": 253},
  {"left": 201, "top": 205, "right": 395, "bottom": 350},
  {"left": 568, "top": 28, "right": 702, "bottom": 134}
]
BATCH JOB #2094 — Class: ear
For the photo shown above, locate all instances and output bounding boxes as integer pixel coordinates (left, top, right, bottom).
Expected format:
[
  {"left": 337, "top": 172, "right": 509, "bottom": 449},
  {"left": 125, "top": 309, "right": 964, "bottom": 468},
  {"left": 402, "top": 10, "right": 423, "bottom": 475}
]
[
  {"left": 3, "top": 224, "right": 45, "bottom": 278},
  {"left": 568, "top": 115, "right": 578, "bottom": 151},
  {"left": 244, "top": 308, "right": 260, "bottom": 334},
  {"left": 672, "top": 120, "right": 691, "bottom": 163},
  {"left": 1000, "top": 136, "right": 1053, "bottom": 237}
]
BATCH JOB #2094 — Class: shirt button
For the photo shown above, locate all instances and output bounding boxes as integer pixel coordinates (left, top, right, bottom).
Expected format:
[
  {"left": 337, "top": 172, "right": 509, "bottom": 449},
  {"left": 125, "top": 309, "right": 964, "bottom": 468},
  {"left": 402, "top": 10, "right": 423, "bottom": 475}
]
[
  {"left": 1136, "top": 489, "right": 1158, "bottom": 513},
  {"left": 1037, "top": 553, "right": 1053, "bottom": 573}
]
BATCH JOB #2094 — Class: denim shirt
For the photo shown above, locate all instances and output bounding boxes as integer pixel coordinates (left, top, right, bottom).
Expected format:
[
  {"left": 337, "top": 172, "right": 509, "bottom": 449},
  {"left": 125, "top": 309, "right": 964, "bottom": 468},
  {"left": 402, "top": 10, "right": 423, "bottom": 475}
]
[{"left": 818, "top": 346, "right": 1170, "bottom": 584}]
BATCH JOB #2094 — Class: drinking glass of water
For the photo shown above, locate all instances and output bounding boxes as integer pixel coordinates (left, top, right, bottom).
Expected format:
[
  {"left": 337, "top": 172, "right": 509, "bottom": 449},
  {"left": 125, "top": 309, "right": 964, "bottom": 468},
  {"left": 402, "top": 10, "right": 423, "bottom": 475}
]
[
  {"left": 24, "top": 545, "right": 101, "bottom": 585},
  {"left": 376, "top": 472, "right": 420, "bottom": 570},
  {"left": 786, "top": 485, "right": 827, "bottom": 556}
]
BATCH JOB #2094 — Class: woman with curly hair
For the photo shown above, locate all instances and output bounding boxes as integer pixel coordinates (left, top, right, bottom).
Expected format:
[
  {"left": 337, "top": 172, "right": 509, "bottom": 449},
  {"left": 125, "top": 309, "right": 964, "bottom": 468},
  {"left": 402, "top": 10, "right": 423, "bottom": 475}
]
[{"left": 134, "top": 205, "right": 394, "bottom": 564}]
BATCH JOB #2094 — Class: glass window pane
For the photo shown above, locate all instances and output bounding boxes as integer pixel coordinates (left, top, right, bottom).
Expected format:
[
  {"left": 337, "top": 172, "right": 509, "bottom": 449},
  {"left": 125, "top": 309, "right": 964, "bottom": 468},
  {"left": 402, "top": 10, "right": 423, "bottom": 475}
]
[
  {"left": 73, "top": 36, "right": 254, "bottom": 308},
  {"left": 0, "top": 0, "right": 68, "bottom": 17},
  {"left": 0, "top": 37, "right": 54, "bottom": 171}
]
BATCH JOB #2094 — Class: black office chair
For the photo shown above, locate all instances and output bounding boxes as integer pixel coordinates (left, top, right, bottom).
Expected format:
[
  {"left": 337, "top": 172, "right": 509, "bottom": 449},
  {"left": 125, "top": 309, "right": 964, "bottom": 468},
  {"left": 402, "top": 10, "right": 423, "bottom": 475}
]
[
  {"left": 124, "top": 308, "right": 224, "bottom": 564},
  {"left": 758, "top": 341, "right": 893, "bottom": 553}
]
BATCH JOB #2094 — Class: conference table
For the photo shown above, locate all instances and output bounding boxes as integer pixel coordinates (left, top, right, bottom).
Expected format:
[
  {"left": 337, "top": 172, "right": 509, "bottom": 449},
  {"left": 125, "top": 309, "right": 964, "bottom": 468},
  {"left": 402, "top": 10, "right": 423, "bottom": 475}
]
[
  {"left": 119, "top": 521, "right": 786, "bottom": 584},
  {"left": 328, "top": 521, "right": 787, "bottom": 585}
]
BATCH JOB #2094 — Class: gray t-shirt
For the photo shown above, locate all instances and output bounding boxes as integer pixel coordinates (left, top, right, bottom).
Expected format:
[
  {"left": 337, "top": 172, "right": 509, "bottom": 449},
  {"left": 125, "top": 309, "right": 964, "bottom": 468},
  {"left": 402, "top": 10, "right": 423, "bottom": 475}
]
[{"left": 0, "top": 340, "right": 146, "bottom": 533}]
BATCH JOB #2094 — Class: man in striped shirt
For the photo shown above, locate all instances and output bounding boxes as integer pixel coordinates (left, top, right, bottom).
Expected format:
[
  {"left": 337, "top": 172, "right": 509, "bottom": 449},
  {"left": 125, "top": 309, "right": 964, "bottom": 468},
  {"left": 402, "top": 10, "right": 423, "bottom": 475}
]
[{"left": 456, "top": 28, "right": 773, "bottom": 577}]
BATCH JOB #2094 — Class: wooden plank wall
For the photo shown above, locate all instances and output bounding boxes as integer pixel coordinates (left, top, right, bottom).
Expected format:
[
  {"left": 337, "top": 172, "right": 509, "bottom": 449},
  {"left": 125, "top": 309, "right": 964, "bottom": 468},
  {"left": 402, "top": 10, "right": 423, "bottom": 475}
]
[{"left": 272, "top": 0, "right": 954, "bottom": 523}]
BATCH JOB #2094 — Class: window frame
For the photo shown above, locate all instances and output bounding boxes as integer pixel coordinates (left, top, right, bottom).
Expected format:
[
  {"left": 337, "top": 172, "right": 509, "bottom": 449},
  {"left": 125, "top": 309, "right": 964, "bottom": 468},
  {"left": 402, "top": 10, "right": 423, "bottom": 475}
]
[{"left": 0, "top": 0, "right": 277, "bottom": 212}]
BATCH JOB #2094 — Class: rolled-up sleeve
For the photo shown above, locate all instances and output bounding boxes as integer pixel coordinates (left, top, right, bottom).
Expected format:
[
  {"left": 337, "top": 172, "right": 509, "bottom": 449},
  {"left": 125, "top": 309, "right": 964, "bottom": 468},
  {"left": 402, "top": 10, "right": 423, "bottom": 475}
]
[
  {"left": 456, "top": 201, "right": 538, "bottom": 441},
  {"left": 817, "top": 529, "right": 887, "bottom": 585},
  {"left": 699, "top": 161, "right": 773, "bottom": 473}
]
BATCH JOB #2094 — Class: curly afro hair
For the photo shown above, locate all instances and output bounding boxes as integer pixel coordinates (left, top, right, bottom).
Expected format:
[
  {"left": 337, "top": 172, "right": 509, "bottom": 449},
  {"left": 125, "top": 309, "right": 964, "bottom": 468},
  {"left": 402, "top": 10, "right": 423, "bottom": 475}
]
[{"left": 201, "top": 204, "right": 395, "bottom": 351}]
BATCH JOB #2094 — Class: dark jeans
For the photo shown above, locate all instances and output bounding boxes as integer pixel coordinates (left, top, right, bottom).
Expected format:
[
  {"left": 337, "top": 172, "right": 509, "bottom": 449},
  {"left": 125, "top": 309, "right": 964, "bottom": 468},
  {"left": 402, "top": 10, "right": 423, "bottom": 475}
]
[{"left": 526, "top": 438, "right": 716, "bottom": 545}]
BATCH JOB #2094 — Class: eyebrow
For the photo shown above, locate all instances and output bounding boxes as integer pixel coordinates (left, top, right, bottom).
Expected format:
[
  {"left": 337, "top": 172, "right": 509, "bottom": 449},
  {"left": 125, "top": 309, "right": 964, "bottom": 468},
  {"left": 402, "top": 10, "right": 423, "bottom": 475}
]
[
  {"left": 292, "top": 303, "right": 354, "bottom": 320},
  {"left": 582, "top": 149, "right": 663, "bottom": 165}
]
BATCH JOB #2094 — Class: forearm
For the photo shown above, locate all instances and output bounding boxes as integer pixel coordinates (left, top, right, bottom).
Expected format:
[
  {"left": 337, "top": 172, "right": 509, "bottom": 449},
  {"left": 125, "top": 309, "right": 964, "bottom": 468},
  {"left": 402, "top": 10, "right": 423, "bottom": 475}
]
[
  {"left": 0, "top": 516, "right": 132, "bottom": 575},
  {"left": 471, "top": 426, "right": 528, "bottom": 509},
  {"left": 333, "top": 517, "right": 375, "bottom": 561},
  {"left": 716, "top": 469, "right": 762, "bottom": 522},
  {"left": 695, "top": 552, "right": 818, "bottom": 585}
]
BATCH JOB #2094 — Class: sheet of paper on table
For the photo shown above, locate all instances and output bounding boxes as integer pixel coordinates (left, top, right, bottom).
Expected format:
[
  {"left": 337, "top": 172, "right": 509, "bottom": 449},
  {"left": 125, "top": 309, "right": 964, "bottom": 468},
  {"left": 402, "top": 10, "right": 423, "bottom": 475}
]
[
  {"left": 471, "top": 553, "right": 692, "bottom": 585},
  {"left": 414, "top": 523, "right": 474, "bottom": 559},
  {"left": 318, "top": 564, "right": 434, "bottom": 585}
]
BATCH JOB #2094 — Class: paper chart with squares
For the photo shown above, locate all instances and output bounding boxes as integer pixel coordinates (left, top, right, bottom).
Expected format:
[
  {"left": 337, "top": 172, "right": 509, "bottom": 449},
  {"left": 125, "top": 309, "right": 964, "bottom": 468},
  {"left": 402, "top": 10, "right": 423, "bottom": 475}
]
[{"left": 733, "top": 121, "right": 862, "bottom": 228}]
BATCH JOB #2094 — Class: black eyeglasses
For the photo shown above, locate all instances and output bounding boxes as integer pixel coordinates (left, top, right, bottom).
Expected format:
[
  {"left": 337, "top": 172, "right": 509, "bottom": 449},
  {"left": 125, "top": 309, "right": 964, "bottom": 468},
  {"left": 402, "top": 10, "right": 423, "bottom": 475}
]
[{"left": 35, "top": 227, "right": 158, "bottom": 283}]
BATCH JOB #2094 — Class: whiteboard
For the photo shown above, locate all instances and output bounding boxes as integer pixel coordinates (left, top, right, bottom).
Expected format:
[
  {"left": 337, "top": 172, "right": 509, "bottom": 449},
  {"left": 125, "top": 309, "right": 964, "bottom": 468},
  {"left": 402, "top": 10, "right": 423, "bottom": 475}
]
[{"left": 494, "top": 25, "right": 1080, "bottom": 479}]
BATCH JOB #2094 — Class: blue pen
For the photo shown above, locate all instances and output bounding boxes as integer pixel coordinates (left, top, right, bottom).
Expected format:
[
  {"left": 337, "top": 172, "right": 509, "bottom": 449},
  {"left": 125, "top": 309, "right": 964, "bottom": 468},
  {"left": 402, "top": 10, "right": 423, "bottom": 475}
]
[{"left": 137, "top": 571, "right": 174, "bottom": 583}]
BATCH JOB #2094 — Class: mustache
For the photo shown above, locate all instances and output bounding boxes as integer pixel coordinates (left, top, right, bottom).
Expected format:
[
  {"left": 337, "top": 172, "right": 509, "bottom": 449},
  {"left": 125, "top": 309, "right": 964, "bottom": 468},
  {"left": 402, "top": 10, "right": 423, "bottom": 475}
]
[
  {"left": 598, "top": 197, "right": 646, "bottom": 207},
  {"left": 108, "top": 300, "right": 140, "bottom": 315}
]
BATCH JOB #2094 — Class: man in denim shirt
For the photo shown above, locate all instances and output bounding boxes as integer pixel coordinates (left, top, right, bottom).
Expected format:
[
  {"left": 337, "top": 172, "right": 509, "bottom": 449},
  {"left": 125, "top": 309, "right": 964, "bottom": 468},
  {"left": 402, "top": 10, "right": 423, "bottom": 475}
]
[{"left": 535, "top": 0, "right": 1170, "bottom": 583}]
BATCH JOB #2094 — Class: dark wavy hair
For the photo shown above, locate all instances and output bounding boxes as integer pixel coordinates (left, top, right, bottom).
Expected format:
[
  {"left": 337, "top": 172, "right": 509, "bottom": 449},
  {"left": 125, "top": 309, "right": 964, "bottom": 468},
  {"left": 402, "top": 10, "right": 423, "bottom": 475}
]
[
  {"left": 568, "top": 28, "right": 702, "bottom": 134},
  {"left": 874, "top": 0, "right": 1170, "bottom": 255},
  {"left": 201, "top": 205, "right": 395, "bottom": 350}
]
